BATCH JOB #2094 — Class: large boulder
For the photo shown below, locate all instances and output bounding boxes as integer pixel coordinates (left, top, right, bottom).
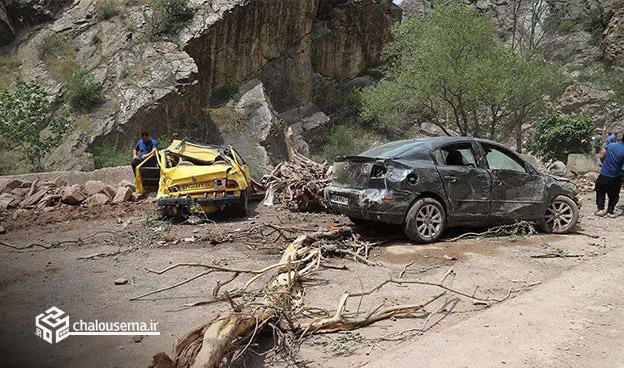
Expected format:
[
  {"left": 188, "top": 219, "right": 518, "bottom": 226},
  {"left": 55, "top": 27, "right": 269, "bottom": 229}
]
[
  {"left": 548, "top": 161, "right": 568, "bottom": 176},
  {"left": 567, "top": 153, "right": 601, "bottom": 174},
  {"left": 209, "top": 80, "right": 290, "bottom": 175},
  {"left": 61, "top": 185, "right": 86, "bottom": 205}
]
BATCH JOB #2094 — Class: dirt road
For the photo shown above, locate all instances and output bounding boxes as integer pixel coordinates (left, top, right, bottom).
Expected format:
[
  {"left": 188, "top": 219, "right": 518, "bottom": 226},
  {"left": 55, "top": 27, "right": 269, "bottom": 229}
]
[{"left": 0, "top": 193, "right": 622, "bottom": 368}]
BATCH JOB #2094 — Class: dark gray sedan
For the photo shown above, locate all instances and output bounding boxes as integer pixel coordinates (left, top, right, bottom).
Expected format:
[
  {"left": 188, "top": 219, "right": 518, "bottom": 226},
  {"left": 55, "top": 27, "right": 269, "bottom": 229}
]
[{"left": 324, "top": 137, "right": 579, "bottom": 243}]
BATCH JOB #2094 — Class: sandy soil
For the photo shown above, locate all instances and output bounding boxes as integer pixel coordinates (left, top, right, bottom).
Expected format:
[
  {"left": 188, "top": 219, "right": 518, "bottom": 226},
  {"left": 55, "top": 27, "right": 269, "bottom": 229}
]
[{"left": 0, "top": 190, "right": 622, "bottom": 368}]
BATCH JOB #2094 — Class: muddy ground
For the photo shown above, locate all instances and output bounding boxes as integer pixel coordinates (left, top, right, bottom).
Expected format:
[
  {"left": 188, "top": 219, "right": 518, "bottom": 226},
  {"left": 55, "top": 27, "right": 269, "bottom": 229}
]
[{"left": 0, "top": 189, "right": 623, "bottom": 368}]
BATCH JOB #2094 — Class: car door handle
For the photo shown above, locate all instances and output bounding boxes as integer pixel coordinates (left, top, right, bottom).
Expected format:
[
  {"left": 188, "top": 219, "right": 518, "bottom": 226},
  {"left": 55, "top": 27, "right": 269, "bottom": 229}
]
[{"left": 444, "top": 176, "right": 458, "bottom": 183}]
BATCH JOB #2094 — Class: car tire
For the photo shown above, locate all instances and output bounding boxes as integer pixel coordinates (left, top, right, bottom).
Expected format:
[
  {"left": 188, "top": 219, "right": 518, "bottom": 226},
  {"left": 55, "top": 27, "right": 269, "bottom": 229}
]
[
  {"left": 539, "top": 195, "right": 579, "bottom": 234},
  {"left": 403, "top": 197, "right": 447, "bottom": 244},
  {"left": 232, "top": 190, "right": 248, "bottom": 217}
]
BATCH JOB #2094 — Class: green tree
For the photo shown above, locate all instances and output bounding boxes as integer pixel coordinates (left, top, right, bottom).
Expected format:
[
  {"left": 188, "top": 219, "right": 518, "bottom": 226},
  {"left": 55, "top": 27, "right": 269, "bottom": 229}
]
[
  {"left": 529, "top": 114, "right": 595, "bottom": 163},
  {"left": 0, "top": 79, "right": 72, "bottom": 171},
  {"left": 360, "top": 2, "right": 565, "bottom": 151}
]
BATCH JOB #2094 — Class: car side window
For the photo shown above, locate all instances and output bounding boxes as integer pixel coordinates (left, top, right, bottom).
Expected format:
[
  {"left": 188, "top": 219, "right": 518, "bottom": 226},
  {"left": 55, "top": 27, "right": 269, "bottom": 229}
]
[
  {"left": 438, "top": 144, "right": 477, "bottom": 167},
  {"left": 483, "top": 145, "right": 526, "bottom": 173}
]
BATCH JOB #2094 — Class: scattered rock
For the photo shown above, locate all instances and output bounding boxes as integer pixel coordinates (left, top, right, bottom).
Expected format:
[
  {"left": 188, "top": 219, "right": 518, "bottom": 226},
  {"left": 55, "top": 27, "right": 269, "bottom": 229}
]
[
  {"left": 26, "top": 179, "right": 40, "bottom": 197},
  {"left": 20, "top": 189, "right": 48, "bottom": 208},
  {"left": 114, "top": 278, "right": 128, "bottom": 285},
  {"left": 61, "top": 185, "right": 87, "bottom": 205},
  {"left": 118, "top": 180, "right": 136, "bottom": 191},
  {"left": 102, "top": 185, "right": 116, "bottom": 200},
  {"left": 0, "top": 179, "right": 25, "bottom": 194},
  {"left": 547, "top": 161, "right": 567, "bottom": 176},
  {"left": 112, "top": 186, "right": 133, "bottom": 203},
  {"left": 0, "top": 224, "right": 5, "bottom": 234},
  {"left": 443, "top": 254, "right": 457, "bottom": 261},
  {"left": 12, "top": 208, "right": 26, "bottom": 220},
  {"left": 83, "top": 180, "right": 109, "bottom": 197},
  {"left": 584, "top": 172, "right": 599, "bottom": 181},
  {"left": 0, "top": 193, "right": 21, "bottom": 210},
  {"left": 84, "top": 193, "right": 110, "bottom": 207},
  {"left": 150, "top": 352, "right": 175, "bottom": 368},
  {"left": 132, "top": 335, "right": 144, "bottom": 343}
]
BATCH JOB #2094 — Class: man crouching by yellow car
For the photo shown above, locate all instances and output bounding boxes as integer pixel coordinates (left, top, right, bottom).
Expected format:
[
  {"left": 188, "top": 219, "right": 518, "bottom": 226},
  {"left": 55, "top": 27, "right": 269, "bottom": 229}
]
[{"left": 131, "top": 131, "right": 157, "bottom": 177}]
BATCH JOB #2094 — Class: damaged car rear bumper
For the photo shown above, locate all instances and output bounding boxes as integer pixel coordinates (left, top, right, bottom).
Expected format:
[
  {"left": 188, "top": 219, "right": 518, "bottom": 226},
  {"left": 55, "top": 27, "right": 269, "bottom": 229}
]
[
  {"left": 158, "top": 195, "right": 240, "bottom": 207},
  {"left": 324, "top": 186, "right": 412, "bottom": 224}
]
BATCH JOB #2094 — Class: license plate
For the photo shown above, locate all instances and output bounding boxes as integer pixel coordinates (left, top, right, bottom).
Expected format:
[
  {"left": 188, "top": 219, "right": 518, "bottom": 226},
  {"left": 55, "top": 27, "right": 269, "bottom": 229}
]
[
  {"left": 330, "top": 195, "right": 349, "bottom": 206},
  {"left": 181, "top": 182, "right": 211, "bottom": 190}
]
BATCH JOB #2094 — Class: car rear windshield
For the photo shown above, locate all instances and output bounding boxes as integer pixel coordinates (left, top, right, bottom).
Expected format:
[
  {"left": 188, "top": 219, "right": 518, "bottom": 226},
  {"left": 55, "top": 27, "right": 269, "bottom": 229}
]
[{"left": 359, "top": 140, "right": 418, "bottom": 158}]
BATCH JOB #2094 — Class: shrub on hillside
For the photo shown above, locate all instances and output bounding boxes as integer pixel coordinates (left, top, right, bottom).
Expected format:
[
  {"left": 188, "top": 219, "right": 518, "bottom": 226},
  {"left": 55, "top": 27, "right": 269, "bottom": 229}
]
[
  {"left": 65, "top": 70, "right": 104, "bottom": 112},
  {"left": 95, "top": 0, "right": 120, "bottom": 20},
  {"left": 149, "top": 0, "right": 194, "bottom": 35},
  {"left": 529, "top": 114, "right": 595, "bottom": 163},
  {"left": 583, "top": 5, "right": 608, "bottom": 45},
  {"left": 0, "top": 79, "right": 72, "bottom": 171}
]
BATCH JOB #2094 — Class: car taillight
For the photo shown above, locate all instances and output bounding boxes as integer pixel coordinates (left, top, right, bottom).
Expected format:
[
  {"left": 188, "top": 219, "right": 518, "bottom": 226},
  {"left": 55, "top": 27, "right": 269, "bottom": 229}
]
[{"left": 226, "top": 180, "right": 238, "bottom": 188}]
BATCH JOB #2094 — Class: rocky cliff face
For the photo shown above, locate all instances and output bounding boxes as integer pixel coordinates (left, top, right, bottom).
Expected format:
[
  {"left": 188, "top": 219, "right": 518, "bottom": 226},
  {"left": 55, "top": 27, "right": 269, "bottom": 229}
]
[{"left": 1, "top": 0, "right": 399, "bottom": 172}]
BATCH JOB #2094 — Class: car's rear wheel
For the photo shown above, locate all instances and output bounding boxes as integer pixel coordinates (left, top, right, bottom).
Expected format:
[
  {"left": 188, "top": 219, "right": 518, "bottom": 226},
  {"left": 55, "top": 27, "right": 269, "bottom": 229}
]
[
  {"left": 231, "top": 190, "right": 249, "bottom": 217},
  {"left": 540, "top": 195, "right": 578, "bottom": 234},
  {"left": 404, "top": 198, "right": 446, "bottom": 243}
]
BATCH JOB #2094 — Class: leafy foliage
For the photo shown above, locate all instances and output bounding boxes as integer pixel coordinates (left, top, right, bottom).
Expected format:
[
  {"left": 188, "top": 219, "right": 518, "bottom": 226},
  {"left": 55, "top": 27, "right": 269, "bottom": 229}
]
[
  {"left": 95, "top": 0, "right": 120, "bottom": 20},
  {"left": 316, "top": 125, "right": 379, "bottom": 162},
  {"left": 149, "top": 0, "right": 194, "bottom": 35},
  {"left": 583, "top": 5, "right": 608, "bottom": 45},
  {"left": 65, "top": 70, "right": 104, "bottom": 112},
  {"left": 0, "top": 79, "right": 72, "bottom": 171},
  {"left": 360, "top": 3, "right": 565, "bottom": 148},
  {"left": 529, "top": 114, "right": 595, "bottom": 163},
  {"left": 92, "top": 141, "right": 130, "bottom": 168}
]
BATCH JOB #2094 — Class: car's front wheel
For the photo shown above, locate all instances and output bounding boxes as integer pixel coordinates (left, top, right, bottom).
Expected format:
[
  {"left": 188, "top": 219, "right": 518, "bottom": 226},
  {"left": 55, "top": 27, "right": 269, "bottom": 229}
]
[
  {"left": 403, "top": 198, "right": 447, "bottom": 243},
  {"left": 540, "top": 195, "right": 579, "bottom": 234}
]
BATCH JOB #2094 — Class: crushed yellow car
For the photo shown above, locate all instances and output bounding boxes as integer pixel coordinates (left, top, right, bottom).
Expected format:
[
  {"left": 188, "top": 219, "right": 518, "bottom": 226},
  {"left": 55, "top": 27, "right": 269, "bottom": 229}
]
[{"left": 135, "top": 139, "right": 251, "bottom": 218}]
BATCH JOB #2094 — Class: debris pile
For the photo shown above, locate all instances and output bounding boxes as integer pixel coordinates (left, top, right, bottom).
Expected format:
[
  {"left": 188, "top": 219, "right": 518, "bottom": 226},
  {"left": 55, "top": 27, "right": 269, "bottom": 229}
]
[
  {"left": 262, "top": 151, "right": 332, "bottom": 212},
  {"left": 147, "top": 226, "right": 510, "bottom": 368},
  {"left": 0, "top": 178, "right": 138, "bottom": 213}
]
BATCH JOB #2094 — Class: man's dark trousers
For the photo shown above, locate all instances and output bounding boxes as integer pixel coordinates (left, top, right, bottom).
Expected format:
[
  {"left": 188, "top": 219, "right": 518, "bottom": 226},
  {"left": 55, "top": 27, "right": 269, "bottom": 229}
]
[
  {"left": 595, "top": 174, "right": 623, "bottom": 213},
  {"left": 131, "top": 157, "right": 157, "bottom": 177}
]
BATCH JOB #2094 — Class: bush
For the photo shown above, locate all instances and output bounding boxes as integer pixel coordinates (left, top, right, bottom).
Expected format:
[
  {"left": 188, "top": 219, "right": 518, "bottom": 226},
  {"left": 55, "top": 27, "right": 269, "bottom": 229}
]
[
  {"left": 529, "top": 114, "right": 595, "bottom": 163},
  {"left": 37, "top": 34, "right": 77, "bottom": 80},
  {"left": 92, "top": 141, "right": 131, "bottom": 168},
  {"left": 149, "top": 0, "right": 194, "bottom": 35},
  {"left": 316, "top": 125, "right": 379, "bottom": 162},
  {"left": 95, "top": 0, "right": 120, "bottom": 20},
  {"left": 0, "top": 79, "right": 72, "bottom": 171},
  {"left": 65, "top": 70, "right": 104, "bottom": 112},
  {"left": 583, "top": 5, "right": 608, "bottom": 45}
]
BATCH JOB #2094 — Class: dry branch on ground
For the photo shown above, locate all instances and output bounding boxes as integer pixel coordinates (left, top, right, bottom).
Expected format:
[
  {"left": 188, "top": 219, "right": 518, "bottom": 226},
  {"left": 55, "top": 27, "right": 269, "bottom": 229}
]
[{"left": 148, "top": 227, "right": 512, "bottom": 368}]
